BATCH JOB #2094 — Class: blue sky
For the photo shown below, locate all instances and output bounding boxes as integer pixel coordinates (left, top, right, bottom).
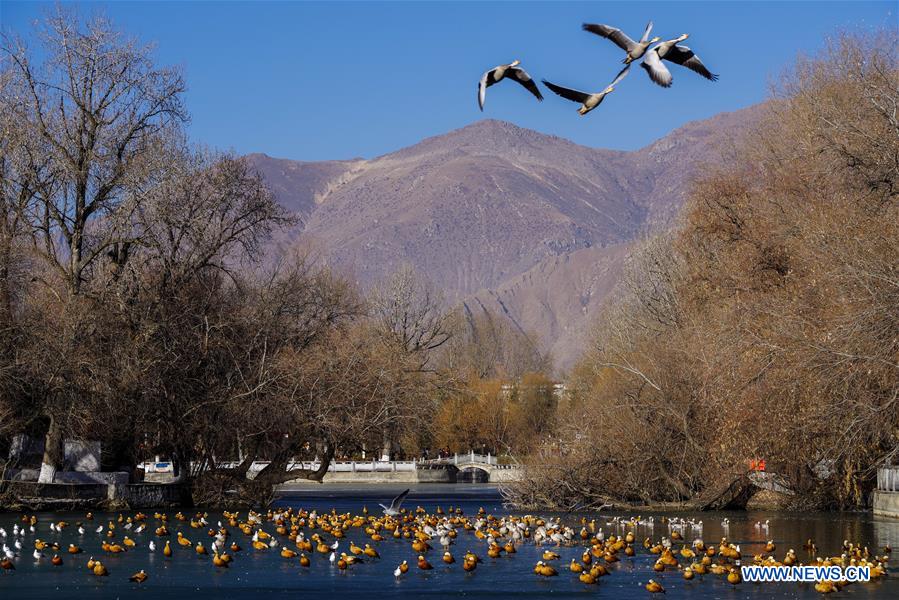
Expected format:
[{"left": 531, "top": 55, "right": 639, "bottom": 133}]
[{"left": 1, "top": 1, "right": 894, "bottom": 161}]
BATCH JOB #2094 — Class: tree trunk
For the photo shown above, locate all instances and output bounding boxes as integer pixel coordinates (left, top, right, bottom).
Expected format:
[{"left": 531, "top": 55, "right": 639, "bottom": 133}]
[
  {"left": 232, "top": 445, "right": 257, "bottom": 479},
  {"left": 0, "top": 436, "right": 10, "bottom": 466},
  {"left": 694, "top": 474, "right": 760, "bottom": 511},
  {"left": 38, "top": 415, "right": 63, "bottom": 483},
  {"left": 305, "top": 443, "right": 334, "bottom": 482},
  {"left": 255, "top": 441, "right": 334, "bottom": 485},
  {"left": 171, "top": 449, "right": 188, "bottom": 481},
  {"left": 191, "top": 441, "right": 336, "bottom": 508}
]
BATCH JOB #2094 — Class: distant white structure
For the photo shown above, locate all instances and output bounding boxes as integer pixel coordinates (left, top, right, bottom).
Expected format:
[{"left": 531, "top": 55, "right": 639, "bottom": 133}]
[
  {"left": 498, "top": 381, "right": 567, "bottom": 398},
  {"left": 8, "top": 434, "right": 105, "bottom": 482},
  {"left": 64, "top": 440, "right": 101, "bottom": 472}
]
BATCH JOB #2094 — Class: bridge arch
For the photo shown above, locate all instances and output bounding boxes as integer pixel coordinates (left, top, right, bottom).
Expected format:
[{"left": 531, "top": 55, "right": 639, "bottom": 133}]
[{"left": 456, "top": 465, "right": 491, "bottom": 483}]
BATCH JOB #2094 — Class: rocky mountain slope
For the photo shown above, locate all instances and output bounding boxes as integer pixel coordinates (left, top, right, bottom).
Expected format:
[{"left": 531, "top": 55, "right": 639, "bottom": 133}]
[{"left": 247, "top": 105, "right": 761, "bottom": 371}]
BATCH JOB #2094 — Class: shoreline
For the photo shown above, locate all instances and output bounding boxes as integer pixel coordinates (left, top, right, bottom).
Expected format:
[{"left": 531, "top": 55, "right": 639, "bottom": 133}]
[{"left": 0, "top": 480, "right": 883, "bottom": 516}]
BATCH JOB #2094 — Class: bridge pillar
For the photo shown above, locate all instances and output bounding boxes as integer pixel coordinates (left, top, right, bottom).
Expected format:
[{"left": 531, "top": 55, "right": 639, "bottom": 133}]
[
  {"left": 351, "top": 461, "right": 356, "bottom": 473},
  {"left": 454, "top": 453, "right": 458, "bottom": 465}
]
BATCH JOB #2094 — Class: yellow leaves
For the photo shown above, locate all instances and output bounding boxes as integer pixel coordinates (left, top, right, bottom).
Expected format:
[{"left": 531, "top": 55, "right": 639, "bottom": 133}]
[{"left": 433, "top": 373, "right": 556, "bottom": 455}]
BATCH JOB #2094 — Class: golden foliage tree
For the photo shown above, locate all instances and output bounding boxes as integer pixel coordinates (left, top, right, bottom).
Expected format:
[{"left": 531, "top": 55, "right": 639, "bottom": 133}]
[{"left": 509, "top": 29, "right": 898, "bottom": 510}]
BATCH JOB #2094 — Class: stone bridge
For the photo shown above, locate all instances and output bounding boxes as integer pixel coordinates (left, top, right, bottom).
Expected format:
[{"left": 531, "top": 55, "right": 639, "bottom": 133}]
[
  {"left": 420, "top": 452, "right": 523, "bottom": 483},
  {"left": 155, "top": 452, "right": 524, "bottom": 484}
]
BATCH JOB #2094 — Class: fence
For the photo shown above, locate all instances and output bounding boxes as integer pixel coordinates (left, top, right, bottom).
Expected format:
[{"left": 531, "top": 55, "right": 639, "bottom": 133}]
[
  {"left": 286, "top": 460, "right": 417, "bottom": 473},
  {"left": 424, "top": 452, "right": 522, "bottom": 470},
  {"left": 143, "top": 459, "right": 420, "bottom": 475},
  {"left": 446, "top": 452, "right": 498, "bottom": 466},
  {"left": 142, "top": 452, "right": 521, "bottom": 476},
  {"left": 877, "top": 466, "right": 899, "bottom": 492}
]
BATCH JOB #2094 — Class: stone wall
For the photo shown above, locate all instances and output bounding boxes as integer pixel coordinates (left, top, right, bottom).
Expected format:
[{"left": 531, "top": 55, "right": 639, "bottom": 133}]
[
  {"left": 9, "top": 436, "right": 103, "bottom": 471},
  {"left": 279, "top": 465, "right": 521, "bottom": 485},
  {"left": 487, "top": 467, "right": 523, "bottom": 483},
  {"left": 873, "top": 490, "right": 899, "bottom": 519},
  {"left": 1, "top": 481, "right": 110, "bottom": 510},
  {"left": 63, "top": 440, "right": 101, "bottom": 471},
  {"left": 55, "top": 471, "right": 129, "bottom": 485},
  {"left": 114, "top": 483, "right": 192, "bottom": 508},
  {"left": 313, "top": 471, "right": 420, "bottom": 484},
  {"left": 9, "top": 434, "right": 42, "bottom": 456},
  {"left": 1, "top": 480, "right": 190, "bottom": 511},
  {"left": 415, "top": 467, "right": 457, "bottom": 483},
  {"left": 4, "top": 468, "right": 128, "bottom": 485}
]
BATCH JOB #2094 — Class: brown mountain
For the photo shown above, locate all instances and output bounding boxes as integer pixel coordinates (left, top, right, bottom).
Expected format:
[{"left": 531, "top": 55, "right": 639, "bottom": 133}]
[{"left": 247, "top": 105, "right": 761, "bottom": 371}]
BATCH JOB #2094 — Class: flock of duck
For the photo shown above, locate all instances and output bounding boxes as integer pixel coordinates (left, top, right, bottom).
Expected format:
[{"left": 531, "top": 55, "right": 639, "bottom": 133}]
[
  {"left": 478, "top": 20, "right": 717, "bottom": 115},
  {"left": 0, "top": 500, "right": 892, "bottom": 594}
]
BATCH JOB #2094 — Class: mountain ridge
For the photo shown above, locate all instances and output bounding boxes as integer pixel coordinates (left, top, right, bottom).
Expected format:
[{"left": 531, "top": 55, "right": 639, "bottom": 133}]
[{"left": 248, "top": 104, "right": 763, "bottom": 370}]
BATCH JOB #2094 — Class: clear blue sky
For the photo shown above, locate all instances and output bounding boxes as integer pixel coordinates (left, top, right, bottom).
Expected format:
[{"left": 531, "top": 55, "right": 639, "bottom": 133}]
[{"left": 1, "top": 1, "right": 894, "bottom": 161}]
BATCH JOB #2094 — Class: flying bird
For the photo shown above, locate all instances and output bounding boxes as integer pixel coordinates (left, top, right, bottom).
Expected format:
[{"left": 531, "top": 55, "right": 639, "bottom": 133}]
[
  {"left": 542, "top": 66, "right": 630, "bottom": 116},
  {"left": 641, "top": 34, "right": 719, "bottom": 87},
  {"left": 379, "top": 488, "right": 410, "bottom": 516},
  {"left": 478, "top": 60, "right": 543, "bottom": 111},
  {"left": 582, "top": 21, "right": 660, "bottom": 64}
]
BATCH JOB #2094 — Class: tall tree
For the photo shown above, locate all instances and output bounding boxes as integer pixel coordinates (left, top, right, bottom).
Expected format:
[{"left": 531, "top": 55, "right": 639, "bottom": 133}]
[{"left": 1, "top": 8, "right": 185, "bottom": 481}]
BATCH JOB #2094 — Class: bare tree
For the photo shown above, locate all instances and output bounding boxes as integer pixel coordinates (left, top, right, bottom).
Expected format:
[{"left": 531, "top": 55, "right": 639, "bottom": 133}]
[
  {"left": 509, "top": 29, "right": 898, "bottom": 511},
  {"left": 2, "top": 8, "right": 186, "bottom": 294},
  {"left": 370, "top": 264, "right": 453, "bottom": 366},
  {"left": 0, "top": 8, "right": 469, "bottom": 508},
  {"left": 190, "top": 315, "right": 433, "bottom": 506},
  {"left": 1, "top": 8, "right": 187, "bottom": 482}
]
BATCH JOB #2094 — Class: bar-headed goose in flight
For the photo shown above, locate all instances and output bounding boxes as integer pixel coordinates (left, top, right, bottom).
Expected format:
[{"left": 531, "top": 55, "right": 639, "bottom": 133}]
[
  {"left": 641, "top": 34, "right": 719, "bottom": 87},
  {"left": 542, "top": 66, "right": 630, "bottom": 116},
  {"left": 379, "top": 489, "right": 410, "bottom": 516},
  {"left": 478, "top": 60, "right": 543, "bottom": 111},
  {"left": 582, "top": 21, "right": 660, "bottom": 64}
]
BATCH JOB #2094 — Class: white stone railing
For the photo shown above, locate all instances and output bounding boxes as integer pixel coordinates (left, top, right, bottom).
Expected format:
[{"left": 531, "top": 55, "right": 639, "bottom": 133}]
[
  {"left": 424, "top": 452, "right": 522, "bottom": 469},
  {"left": 142, "top": 453, "right": 526, "bottom": 475},
  {"left": 453, "top": 451, "right": 497, "bottom": 465},
  {"left": 282, "top": 460, "right": 418, "bottom": 473},
  {"left": 143, "top": 459, "right": 421, "bottom": 474},
  {"left": 877, "top": 466, "right": 899, "bottom": 492}
]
